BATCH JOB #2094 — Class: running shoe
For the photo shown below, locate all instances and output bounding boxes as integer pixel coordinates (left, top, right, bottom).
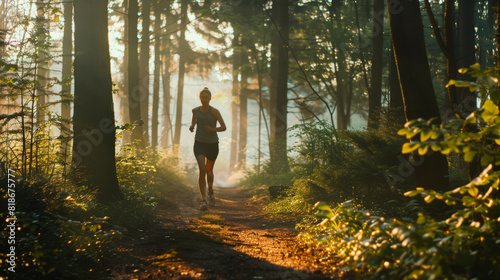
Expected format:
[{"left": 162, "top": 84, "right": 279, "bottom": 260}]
[
  {"left": 208, "top": 193, "right": 215, "bottom": 207},
  {"left": 199, "top": 200, "right": 208, "bottom": 211}
]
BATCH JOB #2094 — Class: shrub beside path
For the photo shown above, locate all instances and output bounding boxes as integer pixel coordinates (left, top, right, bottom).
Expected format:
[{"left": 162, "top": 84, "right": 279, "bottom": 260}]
[{"left": 108, "top": 186, "right": 341, "bottom": 279}]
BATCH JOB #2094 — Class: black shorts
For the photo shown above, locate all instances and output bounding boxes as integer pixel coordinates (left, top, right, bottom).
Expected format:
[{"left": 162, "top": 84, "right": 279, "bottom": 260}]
[{"left": 193, "top": 140, "right": 219, "bottom": 161}]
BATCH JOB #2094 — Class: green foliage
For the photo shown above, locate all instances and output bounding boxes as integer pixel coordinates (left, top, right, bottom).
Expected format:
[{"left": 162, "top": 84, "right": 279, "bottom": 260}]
[
  {"left": 301, "top": 68, "right": 500, "bottom": 279},
  {"left": 289, "top": 121, "right": 409, "bottom": 207},
  {"left": 0, "top": 179, "right": 118, "bottom": 279},
  {"left": 304, "top": 162, "right": 500, "bottom": 279},
  {"left": 0, "top": 146, "right": 188, "bottom": 278}
]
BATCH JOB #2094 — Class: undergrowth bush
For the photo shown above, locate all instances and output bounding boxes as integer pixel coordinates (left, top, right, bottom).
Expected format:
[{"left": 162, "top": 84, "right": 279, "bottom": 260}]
[
  {"left": 0, "top": 145, "right": 187, "bottom": 279},
  {"left": 300, "top": 67, "right": 500, "bottom": 279}
]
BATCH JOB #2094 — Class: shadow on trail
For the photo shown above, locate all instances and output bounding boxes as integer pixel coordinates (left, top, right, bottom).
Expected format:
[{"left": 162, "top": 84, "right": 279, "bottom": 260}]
[
  {"left": 113, "top": 224, "right": 333, "bottom": 279},
  {"left": 110, "top": 187, "right": 337, "bottom": 279}
]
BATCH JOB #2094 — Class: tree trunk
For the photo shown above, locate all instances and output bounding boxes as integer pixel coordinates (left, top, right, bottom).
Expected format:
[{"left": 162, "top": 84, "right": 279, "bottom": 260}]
[
  {"left": 72, "top": 0, "right": 123, "bottom": 202},
  {"left": 35, "top": 0, "right": 49, "bottom": 126},
  {"left": 0, "top": 0, "right": 6, "bottom": 57},
  {"left": 140, "top": 0, "right": 151, "bottom": 146},
  {"left": 269, "top": 0, "right": 278, "bottom": 170},
  {"left": 497, "top": 0, "right": 500, "bottom": 66},
  {"left": 128, "top": 0, "right": 144, "bottom": 146},
  {"left": 120, "top": 0, "right": 131, "bottom": 144},
  {"left": 387, "top": 0, "right": 450, "bottom": 191},
  {"left": 151, "top": 1, "right": 161, "bottom": 149},
  {"left": 457, "top": 0, "right": 476, "bottom": 104},
  {"left": 160, "top": 1, "right": 173, "bottom": 149},
  {"left": 270, "top": 0, "right": 289, "bottom": 173},
  {"left": 335, "top": 46, "right": 349, "bottom": 130},
  {"left": 229, "top": 34, "right": 240, "bottom": 173},
  {"left": 367, "top": 0, "right": 384, "bottom": 130},
  {"left": 237, "top": 49, "right": 249, "bottom": 170},
  {"left": 173, "top": 0, "right": 188, "bottom": 156},
  {"left": 61, "top": 0, "right": 72, "bottom": 140},
  {"left": 388, "top": 48, "right": 405, "bottom": 129}
]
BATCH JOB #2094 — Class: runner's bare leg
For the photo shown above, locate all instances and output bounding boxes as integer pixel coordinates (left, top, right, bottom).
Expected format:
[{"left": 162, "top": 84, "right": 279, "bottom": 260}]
[
  {"left": 206, "top": 159, "right": 215, "bottom": 194},
  {"left": 196, "top": 155, "right": 207, "bottom": 201}
]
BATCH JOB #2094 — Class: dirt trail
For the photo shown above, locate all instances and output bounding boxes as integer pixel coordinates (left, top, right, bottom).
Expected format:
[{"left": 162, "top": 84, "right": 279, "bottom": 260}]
[{"left": 109, "top": 187, "right": 340, "bottom": 280}]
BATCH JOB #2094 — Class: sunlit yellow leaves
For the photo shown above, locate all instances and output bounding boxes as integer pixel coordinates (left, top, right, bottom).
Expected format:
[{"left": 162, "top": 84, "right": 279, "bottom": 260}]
[
  {"left": 420, "top": 128, "right": 432, "bottom": 142},
  {"left": 480, "top": 100, "right": 499, "bottom": 123},
  {"left": 402, "top": 142, "right": 419, "bottom": 154},
  {"left": 463, "top": 150, "right": 477, "bottom": 162}
]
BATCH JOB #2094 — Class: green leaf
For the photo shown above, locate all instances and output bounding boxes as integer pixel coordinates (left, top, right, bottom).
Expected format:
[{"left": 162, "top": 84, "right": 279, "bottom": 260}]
[
  {"left": 420, "top": 129, "right": 432, "bottom": 142},
  {"left": 480, "top": 100, "right": 499, "bottom": 123},
  {"left": 467, "top": 186, "right": 478, "bottom": 197},
  {"left": 418, "top": 145, "right": 429, "bottom": 155},
  {"left": 397, "top": 128, "right": 409, "bottom": 136},
  {"left": 314, "top": 202, "right": 332, "bottom": 211},
  {"left": 402, "top": 142, "right": 420, "bottom": 154},
  {"left": 464, "top": 151, "right": 477, "bottom": 162},
  {"left": 462, "top": 196, "right": 476, "bottom": 207}
]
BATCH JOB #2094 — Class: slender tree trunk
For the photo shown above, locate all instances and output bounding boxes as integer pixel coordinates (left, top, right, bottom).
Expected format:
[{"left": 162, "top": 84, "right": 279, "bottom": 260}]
[
  {"left": 368, "top": 0, "right": 384, "bottom": 130},
  {"left": 269, "top": 1, "right": 278, "bottom": 169},
  {"left": 269, "top": 0, "right": 289, "bottom": 173},
  {"left": 36, "top": 0, "right": 49, "bottom": 126},
  {"left": 335, "top": 46, "right": 349, "bottom": 130},
  {"left": 121, "top": 0, "right": 131, "bottom": 144},
  {"left": 229, "top": 34, "right": 240, "bottom": 173},
  {"left": 237, "top": 50, "right": 249, "bottom": 170},
  {"left": 497, "top": 0, "right": 500, "bottom": 66},
  {"left": 61, "top": 0, "right": 72, "bottom": 139},
  {"left": 160, "top": 1, "right": 173, "bottom": 149},
  {"left": 72, "top": 0, "right": 123, "bottom": 202},
  {"left": 140, "top": 0, "right": 151, "bottom": 146},
  {"left": 173, "top": 0, "right": 188, "bottom": 156},
  {"left": 457, "top": 0, "right": 476, "bottom": 104},
  {"left": 60, "top": 0, "right": 73, "bottom": 180},
  {"left": 0, "top": 0, "right": 6, "bottom": 58},
  {"left": 387, "top": 0, "right": 450, "bottom": 192},
  {"left": 151, "top": 2, "right": 161, "bottom": 149},
  {"left": 388, "top": 48, "right": 405, "bottom": 129},
  {"left": 128, "top": 0, "right": 144, "bottom": 146},
  {"left": 128, "top": 0, "right": 145, "bottom": 148}
]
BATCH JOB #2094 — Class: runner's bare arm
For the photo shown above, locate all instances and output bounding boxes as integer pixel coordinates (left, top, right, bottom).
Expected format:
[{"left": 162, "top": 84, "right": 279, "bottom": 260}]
[
  {"left": 189, "top": 107, "right": 198, "bottom": 132},
  {"left": 205, "top": 108, "right": 226, "bottom": 132}
]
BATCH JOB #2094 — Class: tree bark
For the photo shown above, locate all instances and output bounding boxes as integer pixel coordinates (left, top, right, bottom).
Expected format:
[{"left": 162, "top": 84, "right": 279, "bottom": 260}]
[
  {"left": 160, "top": 1, "right": 173, "bottom": 149},
  {"left": 35, "top": 0, "right": 49, "bottom": 126},
  {"left": 128, "top": 0, "right": 145, "bottom": 147},
  {"left": 367, "top": 0, "right": 384, "bottom": 130},
  {"left": 140, "top": 0, "right": 151, "bottom": 146},
  {"left": 237, "top": 49, "right": 249, "bottom": 170},
  {"left": 151, "top": 1, "right": 161, "bottom": 149},
  {"left": 270, "top": 0, "right": 289, "bottom": 173},
  {"left": 229, "top": 33, "right": 240, "bottom": 173},
  {"left": 72, "top": 0, "right": 123, "bottom": 202},
  {"left": 387, "top": 0, "right": 450, "bottom": 191},
  {"left": 120, "top": 0, "right": 131, "bottom": 144},
  {"left": 388, "top": 48, "right": 405, "bottom": 129},
  {"left": 173, "top": 0, "right": 188, "bottom": 156},
  {"left": 497, "top": 0, "right": 500, "bottom": 66},
  {"left": 61, "top": 0, "right": 72, "bottom": 139}
]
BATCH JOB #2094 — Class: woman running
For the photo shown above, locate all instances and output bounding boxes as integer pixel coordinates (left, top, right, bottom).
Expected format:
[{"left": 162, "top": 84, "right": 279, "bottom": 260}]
[{"left": 189, "top": 87, "right": 226, "bottom": 211}]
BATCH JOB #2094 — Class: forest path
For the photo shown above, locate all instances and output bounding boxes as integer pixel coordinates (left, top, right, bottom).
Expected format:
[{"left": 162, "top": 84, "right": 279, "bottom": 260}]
[{"left": 109, "top": 186, "right": 340, "bottom": 280}]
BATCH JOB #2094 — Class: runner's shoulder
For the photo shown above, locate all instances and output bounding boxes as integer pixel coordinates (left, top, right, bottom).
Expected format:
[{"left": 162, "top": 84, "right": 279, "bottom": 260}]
[{"left": 210, "top": 107, "right": 220, "bottom": 115}]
